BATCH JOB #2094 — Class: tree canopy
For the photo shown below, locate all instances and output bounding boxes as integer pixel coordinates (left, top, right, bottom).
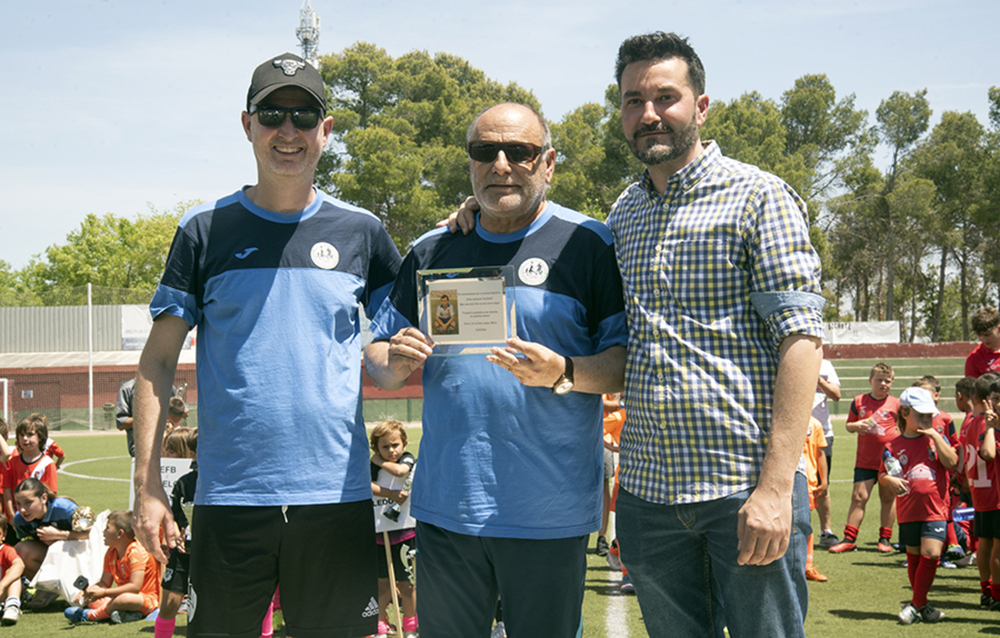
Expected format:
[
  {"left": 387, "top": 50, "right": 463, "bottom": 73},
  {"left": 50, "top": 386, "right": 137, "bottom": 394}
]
[{"left": 4, "top": 43, "right": 998, "bottom": 343}]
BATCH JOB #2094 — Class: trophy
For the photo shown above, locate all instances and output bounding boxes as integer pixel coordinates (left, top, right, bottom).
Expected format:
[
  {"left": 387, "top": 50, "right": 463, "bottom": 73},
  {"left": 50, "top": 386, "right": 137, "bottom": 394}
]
[{"left": 71, "top": 506, "right": 96, "bottom": 532}]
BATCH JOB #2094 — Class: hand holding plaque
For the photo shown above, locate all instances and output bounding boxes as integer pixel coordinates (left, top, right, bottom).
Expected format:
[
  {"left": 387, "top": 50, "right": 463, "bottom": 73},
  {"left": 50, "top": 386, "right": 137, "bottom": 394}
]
[{"left": 418, "top": 266, "right": 516, "bottom": 356}]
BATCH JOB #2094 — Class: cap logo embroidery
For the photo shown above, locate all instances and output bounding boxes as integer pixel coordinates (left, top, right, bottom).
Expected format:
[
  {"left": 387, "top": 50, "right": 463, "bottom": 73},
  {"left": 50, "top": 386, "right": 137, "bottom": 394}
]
[{"left": 273, "top": 58, "right": 306, "bottom": 76}]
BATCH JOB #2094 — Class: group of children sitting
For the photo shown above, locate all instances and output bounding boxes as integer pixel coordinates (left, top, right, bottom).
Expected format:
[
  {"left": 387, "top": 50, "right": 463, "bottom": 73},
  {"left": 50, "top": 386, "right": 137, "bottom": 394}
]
[
  {"left": 0, "top": 407, "right": 208, "bottom": 632},
  {"left": 813, "top": 358, "right": 1000, "bottom": 625}
]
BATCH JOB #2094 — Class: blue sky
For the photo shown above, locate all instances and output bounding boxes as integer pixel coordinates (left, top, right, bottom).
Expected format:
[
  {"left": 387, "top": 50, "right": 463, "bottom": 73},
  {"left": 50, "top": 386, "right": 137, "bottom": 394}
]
[{"left": 1, "top": 0, "right": 997, "bottom": 270}]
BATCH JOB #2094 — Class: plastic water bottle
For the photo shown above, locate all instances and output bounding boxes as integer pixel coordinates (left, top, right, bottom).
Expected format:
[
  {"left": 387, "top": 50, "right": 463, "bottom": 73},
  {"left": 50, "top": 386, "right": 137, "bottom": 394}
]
[
  {"left": 953, "top": 507, "right": 975, "bottom": 522},
  {"left": 884, "top": 450, "right": 909, "bottom": 494}
]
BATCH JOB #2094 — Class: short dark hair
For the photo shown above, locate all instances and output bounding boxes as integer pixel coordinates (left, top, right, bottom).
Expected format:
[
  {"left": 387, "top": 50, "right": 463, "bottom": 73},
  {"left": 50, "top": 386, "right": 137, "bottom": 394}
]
[
  {"left": 108, "top": 510, "right": 135, "bottom": 537},
  {"left": 975, "top": 373, "right": 1000, "bottom": 402},
  {"left": 972, "top": 306, "right": 1000, "bottom": 335},
  {"left": 615, "top": 32, "right": 706, "bottom": 95},
  {"left": 956, "top": 376, "right": 977, "bottom": 397}
]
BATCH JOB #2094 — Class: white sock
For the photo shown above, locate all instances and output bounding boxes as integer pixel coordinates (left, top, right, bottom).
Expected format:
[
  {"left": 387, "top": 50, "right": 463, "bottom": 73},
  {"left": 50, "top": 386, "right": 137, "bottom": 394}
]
[{"left": 4, "top": 596, "right": 19, "bottom": 610}]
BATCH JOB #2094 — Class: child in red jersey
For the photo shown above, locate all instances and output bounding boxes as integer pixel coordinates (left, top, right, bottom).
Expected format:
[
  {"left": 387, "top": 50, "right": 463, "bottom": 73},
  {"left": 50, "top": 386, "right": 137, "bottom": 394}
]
[
  {"left": 64, "top": 510, "right": 161, "bottom": 624},
  {"left": 913, "top": 377, "right": 965, "bottom": 563},
  {"left": 24, "top": 415, "right": 65, "bottom": 469},
  {"left": 4, "top": 417, "right": 58, "bottom": 526},
  {"left": 967, "top": 307, "right": 1000, "bottom": 378},
  {"left": 881, "top": 387, "right": 959, "bottom": 624},
  {"left": 959, "top": 373, "right": 1000, "bottom": 607},
  {"left": 954, "top": 377, "right": 979, "bottom": 561},
  {"left": 0, "top": 418, "right": 16, "bottom": 526},
  {"left": 830, "top": 363, "right": 900, "bottom": 554},
  {"left": 0, "top": 514, "right": 24, "bottom": 625}
]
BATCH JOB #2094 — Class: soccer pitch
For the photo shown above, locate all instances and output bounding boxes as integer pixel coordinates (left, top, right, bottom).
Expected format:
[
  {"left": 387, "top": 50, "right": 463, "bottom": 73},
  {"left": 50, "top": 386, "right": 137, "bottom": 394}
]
[{"left": 16, "top": 418, "right": 999, "bottom": 637}]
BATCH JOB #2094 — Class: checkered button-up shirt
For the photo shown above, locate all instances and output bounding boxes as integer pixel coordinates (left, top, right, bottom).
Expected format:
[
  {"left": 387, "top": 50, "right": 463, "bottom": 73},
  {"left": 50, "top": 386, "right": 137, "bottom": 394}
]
[{"left": 607, "top": 142, "right": 825, "bottom": 505}]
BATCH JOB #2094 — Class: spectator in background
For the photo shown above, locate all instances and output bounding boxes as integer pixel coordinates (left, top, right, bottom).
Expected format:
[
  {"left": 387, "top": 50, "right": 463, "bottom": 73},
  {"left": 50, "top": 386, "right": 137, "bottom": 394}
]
[
  {"left": 814, "top": 359, "right": 841, "bottom": 548},
  {"left": 967, "top": 306, "right": 1000, "bottom": 378},
  {"left": 115, "top": 379, "right": 137, "bottom": 458}
]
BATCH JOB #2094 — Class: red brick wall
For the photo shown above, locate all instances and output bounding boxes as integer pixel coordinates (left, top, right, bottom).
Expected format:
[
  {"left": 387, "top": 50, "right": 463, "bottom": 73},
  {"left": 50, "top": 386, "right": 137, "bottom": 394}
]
[{"left": 823, "top": 342, "right": 974, "bottom": 360}]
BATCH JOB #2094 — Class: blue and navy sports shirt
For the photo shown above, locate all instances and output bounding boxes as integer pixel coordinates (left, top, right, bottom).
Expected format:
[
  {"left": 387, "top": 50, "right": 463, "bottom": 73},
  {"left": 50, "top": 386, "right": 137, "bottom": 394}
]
[
  {"left": 151, "top": 187, "right": 401, "bottom": 507},
  {"left": 370, "top": 203, "right": 627, "bottom": 539}
]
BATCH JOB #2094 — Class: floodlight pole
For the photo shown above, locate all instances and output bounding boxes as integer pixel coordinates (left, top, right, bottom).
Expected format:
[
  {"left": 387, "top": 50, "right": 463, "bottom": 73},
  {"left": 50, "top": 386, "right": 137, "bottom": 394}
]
[{"left": 88, "top": 282, "right": 94, "bottom": 431}]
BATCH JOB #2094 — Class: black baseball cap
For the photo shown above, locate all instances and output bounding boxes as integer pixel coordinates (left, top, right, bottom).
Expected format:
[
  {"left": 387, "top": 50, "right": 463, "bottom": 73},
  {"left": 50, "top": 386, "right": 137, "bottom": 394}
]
[{"left": 247, "top": 52, "right": 327, "bottom": 112}]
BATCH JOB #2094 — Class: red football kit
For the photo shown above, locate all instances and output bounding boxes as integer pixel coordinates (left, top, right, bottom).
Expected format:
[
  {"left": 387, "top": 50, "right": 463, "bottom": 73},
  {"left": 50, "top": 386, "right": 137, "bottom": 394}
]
[
  {"left": 960, "top": 414, "right": 1000, "bottom": 512},
  {"left": 883, "top": 434, "right": 952, "bottom": 523},
  {"left": 966, "top": 343, "right": 1000, "bottom": 378},
  {"left": 850, "top": 393, "right": 901, "bottom": 471},
  {"left": 5, "top": 452, "right": 57, "bottom": 494}
]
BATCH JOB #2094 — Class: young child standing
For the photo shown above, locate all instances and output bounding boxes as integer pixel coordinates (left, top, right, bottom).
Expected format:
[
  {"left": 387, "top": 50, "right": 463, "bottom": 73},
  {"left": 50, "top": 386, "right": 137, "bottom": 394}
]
[
  {"left": 959, "top": 373, "right": 1000, "bottom": 607},
  {"left": 831, "top": 363, "right": 900, "bottom": 554},
  {"left": 64, "top": 510, "right": 161, "bottom": 624},
  {"left": 967, "top": 306, "right": 1000, "bottom": 377},
  {"left": 0, "top": 514, "right": 24, "bottom": 625},
  {"left": 881, "top": 387, "right": 958, "bottom": 624},
  {"left": 801, "top": 416, "right": 829, "bottom": 581},
  {"left": 155, "top": 428, "right": 197, "bottom": 638},
  {"left": 370, "top": 420, "right": 417, "bottom": 638},
  {"left": 0, "top": 417, "right": 16, "bottom": 526},
  {"left": 5, "top": 417, "right": 59, "bottom": 503}
]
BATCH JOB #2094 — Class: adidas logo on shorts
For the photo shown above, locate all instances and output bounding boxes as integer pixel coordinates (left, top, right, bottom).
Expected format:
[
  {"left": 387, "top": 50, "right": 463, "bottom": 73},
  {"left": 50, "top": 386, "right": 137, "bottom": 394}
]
[
  {"left": 187, "top": 585, "right": 198, "bottom": 622},
  {"left": 362, "top": 597, "right": 379, "bottom": 618}
]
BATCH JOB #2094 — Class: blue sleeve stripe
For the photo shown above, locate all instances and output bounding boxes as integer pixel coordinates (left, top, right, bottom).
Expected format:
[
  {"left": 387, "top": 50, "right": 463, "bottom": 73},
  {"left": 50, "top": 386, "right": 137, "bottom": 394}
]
[
  {"left": 150, "top": 284, "right": 198, "bottom": 328},
  {"left": 594, "top": 310, "right": 628, "bottom": 351}
]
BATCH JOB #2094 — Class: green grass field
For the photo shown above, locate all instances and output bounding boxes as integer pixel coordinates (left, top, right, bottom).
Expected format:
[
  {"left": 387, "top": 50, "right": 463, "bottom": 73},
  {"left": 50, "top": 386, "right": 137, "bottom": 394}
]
[{"left": 15, "top": 405, "right": 998, "bottom": 637}]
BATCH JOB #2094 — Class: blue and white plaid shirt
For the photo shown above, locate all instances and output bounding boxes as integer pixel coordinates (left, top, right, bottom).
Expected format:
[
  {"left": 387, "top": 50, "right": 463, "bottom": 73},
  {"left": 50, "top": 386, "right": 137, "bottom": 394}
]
[{"left": 607, "top": 142, "right": 825, "bottom": 505}]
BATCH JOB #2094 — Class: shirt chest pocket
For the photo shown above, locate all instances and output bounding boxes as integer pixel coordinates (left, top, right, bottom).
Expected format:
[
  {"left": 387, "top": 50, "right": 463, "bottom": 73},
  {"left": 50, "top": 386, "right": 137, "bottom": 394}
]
[{"left": 658, "top": 238, "right": 747, "bottom": 325}]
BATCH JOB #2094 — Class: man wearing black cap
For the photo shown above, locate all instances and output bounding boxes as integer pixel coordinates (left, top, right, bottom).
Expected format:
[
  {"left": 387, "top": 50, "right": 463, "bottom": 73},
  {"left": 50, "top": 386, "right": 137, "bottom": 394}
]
[{"left": 132, "top": 52, "right": 401, "bottom": 638}]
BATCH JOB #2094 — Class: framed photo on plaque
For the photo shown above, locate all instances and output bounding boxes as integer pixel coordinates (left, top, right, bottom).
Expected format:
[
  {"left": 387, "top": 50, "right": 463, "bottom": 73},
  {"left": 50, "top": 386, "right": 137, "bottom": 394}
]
[{"left": 417, "top": 266, "right": 516, "bottom": 356}]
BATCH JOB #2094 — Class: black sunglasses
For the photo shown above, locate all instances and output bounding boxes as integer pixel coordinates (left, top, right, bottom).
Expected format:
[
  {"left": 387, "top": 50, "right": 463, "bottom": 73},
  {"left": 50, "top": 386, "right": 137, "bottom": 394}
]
[
  {"left": 251, "top": 105, "right": 323, "bottom": 130},
  {"left": 467, "top": 141, "right": 547, "bottom": 164}
]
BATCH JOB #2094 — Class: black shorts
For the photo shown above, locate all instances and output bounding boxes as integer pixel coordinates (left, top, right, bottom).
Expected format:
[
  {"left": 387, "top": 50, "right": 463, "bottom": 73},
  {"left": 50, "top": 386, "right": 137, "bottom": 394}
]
[
  {"left": 898, "top": 520, "right": 947, "bottom": 547},
  {"left": 974, "top": 509, "right": 1000, "bottom": 540},
  {"left": 415, "top": 521, "right": 586, "bottom": 638},
  {"left": 188, "top": 501, "right": 377, "bottom": 638},
  {"left": 853, "top": 467, "right": 879, "bottom": 483},
  {"left": 162, "top": 547, "right": 190, "bottom": 594},
  {"left": 376, "top": 536, "right": 415, "bottom": 582},
  {"left": 824, "top": 449, "right": 832, "bottom": 479}
]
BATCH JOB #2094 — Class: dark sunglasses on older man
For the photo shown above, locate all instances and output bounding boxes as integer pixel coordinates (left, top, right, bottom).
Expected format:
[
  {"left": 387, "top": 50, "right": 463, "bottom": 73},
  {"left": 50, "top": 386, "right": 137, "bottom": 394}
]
[
  {"left": 251, "top": 105, "right": 323, "bottom": 130},
  {"left": 467, "top": 141, "right": 546, "bottom": 164}
]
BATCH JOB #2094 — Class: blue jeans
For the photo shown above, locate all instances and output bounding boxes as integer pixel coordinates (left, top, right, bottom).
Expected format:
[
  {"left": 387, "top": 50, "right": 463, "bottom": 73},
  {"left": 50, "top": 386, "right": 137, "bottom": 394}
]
[{"left": 617, "top": 475, "right": 810, "bottom": 638}]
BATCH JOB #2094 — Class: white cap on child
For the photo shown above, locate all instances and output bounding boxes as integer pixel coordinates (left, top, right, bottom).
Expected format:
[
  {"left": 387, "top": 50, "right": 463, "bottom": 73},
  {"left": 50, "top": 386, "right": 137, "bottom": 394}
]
[{"left": 899, "top": 387, "right": 939, "bottom": 417}]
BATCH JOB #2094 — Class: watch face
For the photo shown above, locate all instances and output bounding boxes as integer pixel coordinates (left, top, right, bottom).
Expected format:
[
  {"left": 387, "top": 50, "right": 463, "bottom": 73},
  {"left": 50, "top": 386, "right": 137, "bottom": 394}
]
[{"left": 554, "top": 378, "right": 574, "bottom": 395}]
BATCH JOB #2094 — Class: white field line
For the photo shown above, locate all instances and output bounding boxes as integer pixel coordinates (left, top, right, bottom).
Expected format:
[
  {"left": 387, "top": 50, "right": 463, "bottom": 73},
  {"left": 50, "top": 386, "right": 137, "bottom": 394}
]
[
  {"left": 605, "top": 574, "right": 630, "bottom": 638},
  {"left": 60, "top": 456, "right": 130, "bottom": 482}
]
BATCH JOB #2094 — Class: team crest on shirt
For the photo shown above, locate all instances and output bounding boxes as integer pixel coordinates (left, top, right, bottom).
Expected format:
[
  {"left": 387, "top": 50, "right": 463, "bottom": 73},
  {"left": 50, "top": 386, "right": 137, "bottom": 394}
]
[
  {"left": 898, "top": 452, "right": 908, "bottom": 466},
  {"left": 518, "top": 258, "right": 548, "bottom": 286},
  {"left": 311, "top": 242, "right": 339, "bottom": 270},
  {"left": 907, "top": 463, "right": 935, "bottom": 482}
]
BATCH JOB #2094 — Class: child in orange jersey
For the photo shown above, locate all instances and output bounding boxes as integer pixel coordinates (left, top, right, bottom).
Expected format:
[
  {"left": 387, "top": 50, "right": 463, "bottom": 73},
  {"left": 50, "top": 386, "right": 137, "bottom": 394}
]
[
  {"left": 64, "top": 510, "right": 160, "bottom": 624},
  {"left": 801, "top": 417, "right": 828, "bottom": 581}
]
